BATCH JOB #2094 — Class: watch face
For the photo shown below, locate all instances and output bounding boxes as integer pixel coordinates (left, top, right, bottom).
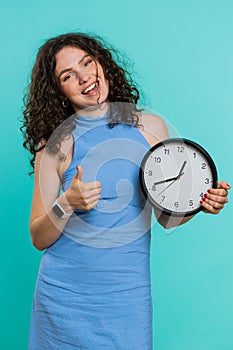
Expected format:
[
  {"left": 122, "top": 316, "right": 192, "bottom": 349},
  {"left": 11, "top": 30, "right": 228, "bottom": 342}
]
[
  {"left": 52, "top": 203, "right": 65, "bottom": 218},
  {"left": 140, "top": 138, "right": 218, "bottom": 217}
]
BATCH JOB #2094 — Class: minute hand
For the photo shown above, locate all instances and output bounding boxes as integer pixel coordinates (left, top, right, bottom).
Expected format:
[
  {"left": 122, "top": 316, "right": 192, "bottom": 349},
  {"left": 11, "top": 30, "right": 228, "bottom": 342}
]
[{"left": 177, "top": 160, "right": 187, "bottom": 178}]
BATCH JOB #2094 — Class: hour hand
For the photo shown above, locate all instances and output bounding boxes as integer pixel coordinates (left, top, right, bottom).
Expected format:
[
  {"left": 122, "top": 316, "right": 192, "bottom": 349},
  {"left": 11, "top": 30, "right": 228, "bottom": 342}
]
[
  {"left": 153, "top": 176, "right": 179, "bottom": 186},
  {"left": 153, "top": 161, "right": 187, "bottom": 187}
]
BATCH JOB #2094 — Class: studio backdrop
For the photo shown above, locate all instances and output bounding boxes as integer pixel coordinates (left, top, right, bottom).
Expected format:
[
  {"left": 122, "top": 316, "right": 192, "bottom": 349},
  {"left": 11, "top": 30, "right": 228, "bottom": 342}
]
[{"left": 1, "top": 1, "right": 232, "bottom": 349}]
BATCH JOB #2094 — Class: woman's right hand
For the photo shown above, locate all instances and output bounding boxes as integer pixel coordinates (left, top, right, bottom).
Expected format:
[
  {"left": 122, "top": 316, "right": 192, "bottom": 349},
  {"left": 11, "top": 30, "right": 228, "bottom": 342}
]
[{"left": 64, "top": 165, "right": 102, "bottom": 211}]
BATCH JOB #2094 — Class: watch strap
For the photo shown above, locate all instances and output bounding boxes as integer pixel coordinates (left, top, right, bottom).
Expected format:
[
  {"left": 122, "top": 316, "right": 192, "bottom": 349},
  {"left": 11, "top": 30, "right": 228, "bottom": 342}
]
[{"left": 52, "top": 198, "right": 73, "bottom": 219}]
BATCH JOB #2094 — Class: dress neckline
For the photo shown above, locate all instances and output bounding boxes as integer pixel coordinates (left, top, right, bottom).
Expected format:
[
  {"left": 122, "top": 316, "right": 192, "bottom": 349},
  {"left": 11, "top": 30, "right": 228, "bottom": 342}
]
[{"left": 74, "top": 112, "right": 109, "bottom": 127}]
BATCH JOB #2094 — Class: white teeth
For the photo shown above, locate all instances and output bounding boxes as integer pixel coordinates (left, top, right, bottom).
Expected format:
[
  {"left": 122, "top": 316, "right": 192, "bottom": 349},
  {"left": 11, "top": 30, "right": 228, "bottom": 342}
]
[{"left": 83, "top": 82, "right": 97, "bottom": 94}]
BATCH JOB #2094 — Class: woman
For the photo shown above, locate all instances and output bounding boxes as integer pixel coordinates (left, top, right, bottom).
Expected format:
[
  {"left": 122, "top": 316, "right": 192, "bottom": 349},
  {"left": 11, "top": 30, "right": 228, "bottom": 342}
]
[{"left": 21, "top": 33, "right": 229, "bottom": 349}]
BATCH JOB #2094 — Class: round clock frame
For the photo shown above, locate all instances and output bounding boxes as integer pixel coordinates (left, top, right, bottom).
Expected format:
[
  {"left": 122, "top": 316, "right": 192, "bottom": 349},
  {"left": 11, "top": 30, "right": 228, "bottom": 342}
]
[{"left": 139, "top": 138, "right": 218, "bottom": 217}]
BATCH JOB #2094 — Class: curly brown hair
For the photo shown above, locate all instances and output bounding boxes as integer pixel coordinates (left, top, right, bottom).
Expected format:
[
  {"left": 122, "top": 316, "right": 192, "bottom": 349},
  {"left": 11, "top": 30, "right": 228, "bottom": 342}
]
[{"left": 21, "top": 32, "right": 141, "bottom": 174}]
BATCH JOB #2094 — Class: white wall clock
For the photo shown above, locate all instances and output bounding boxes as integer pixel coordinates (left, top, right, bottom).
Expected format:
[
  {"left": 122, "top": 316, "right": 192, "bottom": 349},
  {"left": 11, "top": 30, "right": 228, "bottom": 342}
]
[{"left": 139, "top": 138, "right": 218, "bottom": 217}]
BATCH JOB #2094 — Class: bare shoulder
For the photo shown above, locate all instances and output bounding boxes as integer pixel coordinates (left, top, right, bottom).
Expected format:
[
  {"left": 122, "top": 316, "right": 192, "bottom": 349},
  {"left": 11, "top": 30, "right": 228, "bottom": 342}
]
[
  {"left": 35, "top": 133, "right": 74, "bottom": 178},
  {"left": 138, "top": 113, "right": 169, "bottom": 147},
  {"left": 139, "top": 113, "right": 167, "bottom": 131}
]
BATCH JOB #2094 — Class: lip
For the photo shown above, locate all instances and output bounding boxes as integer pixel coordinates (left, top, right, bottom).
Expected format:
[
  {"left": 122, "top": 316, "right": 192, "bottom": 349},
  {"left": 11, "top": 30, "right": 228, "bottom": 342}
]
[{"left": 82, "top": 80, "right": 99, "bottom": 95}]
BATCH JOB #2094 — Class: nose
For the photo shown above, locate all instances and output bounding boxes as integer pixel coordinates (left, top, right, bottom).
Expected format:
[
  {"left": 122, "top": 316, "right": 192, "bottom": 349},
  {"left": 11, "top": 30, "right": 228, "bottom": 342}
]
[{"left": 78, "top": 71, "right": 90, "bottom": 85}]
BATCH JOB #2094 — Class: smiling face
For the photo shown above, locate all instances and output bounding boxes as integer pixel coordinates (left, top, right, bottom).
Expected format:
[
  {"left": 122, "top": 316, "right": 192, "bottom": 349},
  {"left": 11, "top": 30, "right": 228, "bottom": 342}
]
[{"left": 55, "top": 46, "right": 109, "bottom": 113}]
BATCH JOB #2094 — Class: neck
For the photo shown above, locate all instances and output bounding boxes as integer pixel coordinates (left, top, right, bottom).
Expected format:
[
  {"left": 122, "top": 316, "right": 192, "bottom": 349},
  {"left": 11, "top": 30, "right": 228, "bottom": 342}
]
[{"left": 76, "top": 102, "right": 109, "bottom": 118}]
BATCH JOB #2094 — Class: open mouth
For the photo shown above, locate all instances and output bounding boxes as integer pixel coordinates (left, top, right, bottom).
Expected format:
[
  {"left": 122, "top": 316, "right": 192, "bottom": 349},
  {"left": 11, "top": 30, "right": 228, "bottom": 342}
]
[{"left": 82, "top": 81, "right": 99, "bottom": 95}]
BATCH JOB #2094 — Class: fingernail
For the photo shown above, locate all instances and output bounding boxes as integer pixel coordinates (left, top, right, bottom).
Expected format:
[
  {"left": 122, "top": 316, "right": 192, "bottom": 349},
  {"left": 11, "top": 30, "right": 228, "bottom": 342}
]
[
  {"left": 202, "top": 197, "right": 206, "bottom": 201},
  {"left": 204, "top": 193, "right": 207, "bottom": 198},
  {"left": 227, "top": 184, "right": 230, "bottom": 187},
  {"left": 207, "top": 189, "right": 211, "bottom": 193},
  {"left": 200, "top": 200, "right": 203, "bottom": 205}
]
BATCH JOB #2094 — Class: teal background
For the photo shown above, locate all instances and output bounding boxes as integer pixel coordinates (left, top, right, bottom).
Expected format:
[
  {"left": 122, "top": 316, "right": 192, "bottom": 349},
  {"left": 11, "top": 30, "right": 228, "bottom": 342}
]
[{"left": 1, "top": 0, "right": 232, "bottom": 349}]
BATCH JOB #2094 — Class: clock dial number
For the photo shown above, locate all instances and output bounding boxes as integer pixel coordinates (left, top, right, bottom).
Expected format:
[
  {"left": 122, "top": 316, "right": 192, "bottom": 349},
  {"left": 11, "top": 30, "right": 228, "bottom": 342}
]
[
  {"left": 174, "top": 201, "right": 179, "bottom": 208},
  {"left": 164, "top": 148, "right": 170, "bottom": 155},
  {"left": 177, "top": 146, "right": 184, "bottom": 153},
  {"left": 189, "top": 200, "right": 194, "bottom": 206},
  {"left": 148, "top": 170, "right": 152, "bottom": 176},
  {"left": 154, "top": 156, "right": 161, "bottom": 163},
  {"left": 205, "top": 178, "right": 210, "bottom": 184},
  {"left": 201, "top": 163, "right": 207, "bottom": 169}
]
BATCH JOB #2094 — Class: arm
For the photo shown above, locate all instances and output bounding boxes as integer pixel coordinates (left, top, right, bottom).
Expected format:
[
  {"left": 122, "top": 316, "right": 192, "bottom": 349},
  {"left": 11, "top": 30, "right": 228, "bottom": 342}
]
[
  {"left": 154, "top": 209, "right": 194, "bottom": 229},
  {"left": 30, "top": 146, "right": 101, "bottom": 251},
  {"left": 29, "top": 148, "right": 69, "bottom": 251}
]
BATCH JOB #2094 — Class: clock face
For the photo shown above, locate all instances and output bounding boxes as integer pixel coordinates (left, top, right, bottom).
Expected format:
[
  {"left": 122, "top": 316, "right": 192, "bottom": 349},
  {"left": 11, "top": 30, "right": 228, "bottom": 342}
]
[{"left": 140, "top": 138, "right": 218, "bottom": 217}]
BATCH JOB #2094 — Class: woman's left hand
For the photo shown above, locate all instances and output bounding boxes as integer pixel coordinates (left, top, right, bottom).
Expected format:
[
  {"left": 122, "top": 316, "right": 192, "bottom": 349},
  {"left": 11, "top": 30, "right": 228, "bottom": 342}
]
[{"left": 201, "top": 181, "right": 230, "bottom": 214}]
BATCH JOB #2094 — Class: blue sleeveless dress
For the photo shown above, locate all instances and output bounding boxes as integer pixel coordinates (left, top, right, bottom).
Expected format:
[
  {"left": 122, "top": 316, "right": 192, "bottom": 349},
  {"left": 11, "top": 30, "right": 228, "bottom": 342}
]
[{"left": 29, "top": 113, "right": 153, "bottom": 349}]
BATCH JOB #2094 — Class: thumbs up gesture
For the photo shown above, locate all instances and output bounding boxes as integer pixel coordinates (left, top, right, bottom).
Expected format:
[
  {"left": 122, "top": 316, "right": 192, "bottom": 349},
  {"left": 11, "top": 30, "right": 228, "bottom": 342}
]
[{"left": 65, "top": 165, "right": 102, "bottom": 211}]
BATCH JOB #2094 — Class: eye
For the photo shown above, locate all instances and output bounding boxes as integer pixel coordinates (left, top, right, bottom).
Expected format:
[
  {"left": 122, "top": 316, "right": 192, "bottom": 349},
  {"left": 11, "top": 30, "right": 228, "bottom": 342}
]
[
  {"left": 84, "top": 59, "right": 93, "bottom": 67},
  {"left": 63, "top": 73, "right": 74, "bottom": 82}
]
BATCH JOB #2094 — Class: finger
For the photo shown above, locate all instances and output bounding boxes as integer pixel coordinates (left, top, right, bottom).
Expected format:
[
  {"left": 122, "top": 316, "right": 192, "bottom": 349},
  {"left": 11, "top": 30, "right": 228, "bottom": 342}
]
[
  {"left": 84, "top": 181, "right": 102, "bottom": 191},
  {"left": 73, "top": 166, "right": 101, "bottom": 190},
  {"left": 217, "top": 181, "right": 231, "bottom": 190},
  {"left": 204, "top": 192, "right": 228, "bottom": 204},
  {"left": 207, "top": 188, "right": 228, "bottom": 197},
  {"left": 200, "top": 200, "right": 221, "bottom": 214},
  {"left": 88, "top": 199, "right": 100, "bottom": 210},
  {"left": 87, "top": 194, "right": 101, "bottom": 205},
  {"left": 84, "top": 197, "right": 101, "bottom": 211},
  {"left": 202, "top": 197, "right": 224, "bottom": 209},
  {"left": 77, "top": 165, "right": 83, "bottom": 181},
  {"left": 73, "top": 165, "right": 83, "bottom": 181},
  {"left": 82, "top": 187, "right": 102, "bottom": 200}
]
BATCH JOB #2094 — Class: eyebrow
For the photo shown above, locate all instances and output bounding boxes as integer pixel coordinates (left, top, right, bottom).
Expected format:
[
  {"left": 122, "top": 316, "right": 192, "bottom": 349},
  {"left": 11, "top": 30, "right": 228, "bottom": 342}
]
[{"left": 57, "top": 54, "right": 90, "bottom": 79}]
